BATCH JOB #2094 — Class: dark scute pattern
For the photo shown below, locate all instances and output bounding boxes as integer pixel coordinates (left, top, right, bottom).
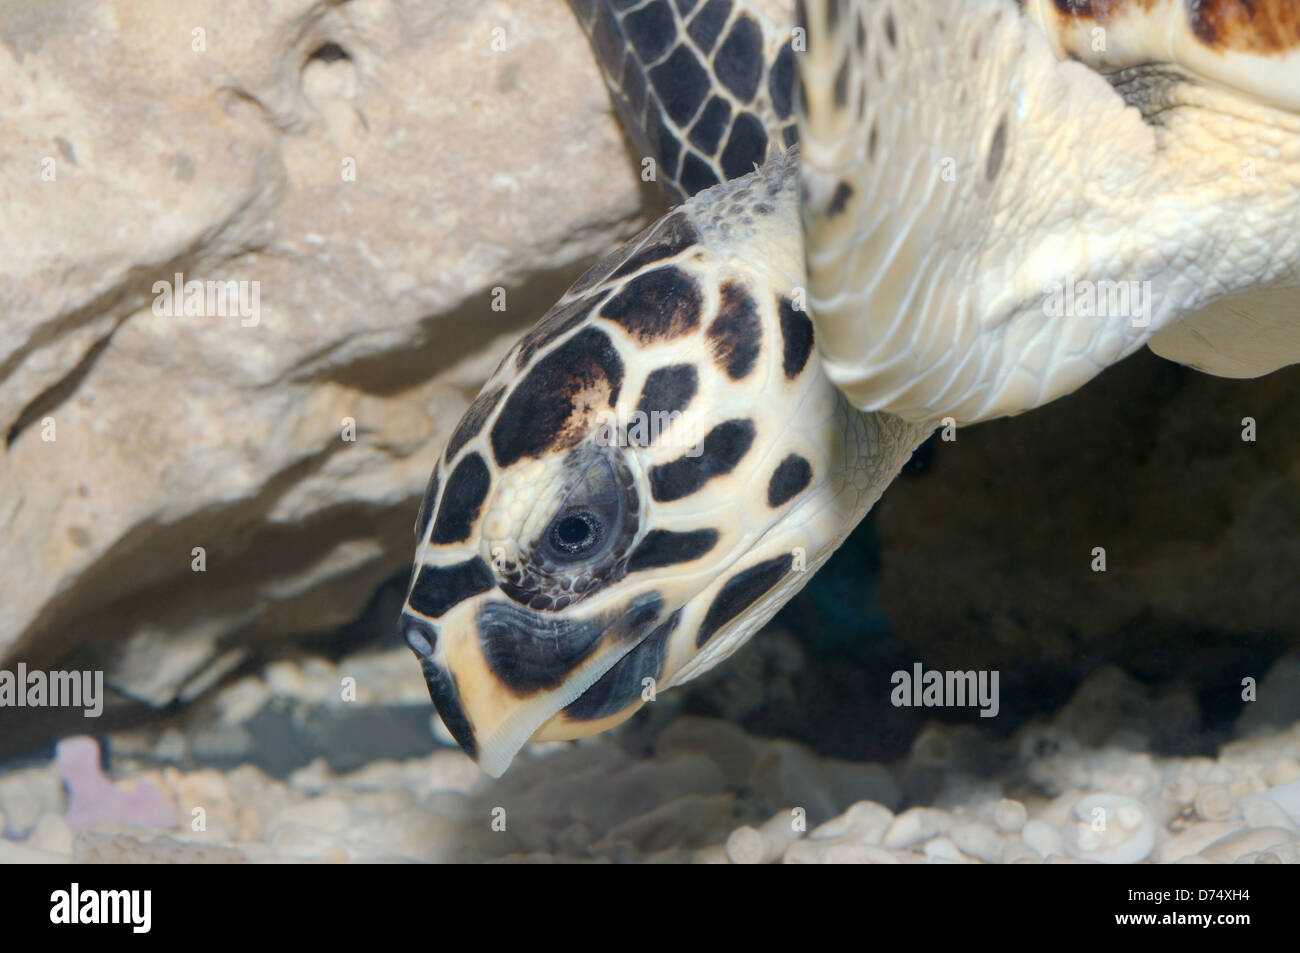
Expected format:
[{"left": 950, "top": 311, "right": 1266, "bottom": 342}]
[
  {"left": 714, "top": 14, "right": 763, "bottom": 103},
  {"left": 680, "top": 152, "right": 722, "bottom": 195},
  {"left": 517, "top": 296, "right": 600, "bottom": 370},
  {"left": 647, "top": 101, "right": 683, "bottom": 181},
  {"left": 649, "top": 45, "right": 712, "bottom": 127},
  {"left": 611, "top": 212, "right": 700, "bottom": 279},
  {"left": 623, "top": 0, "right": 676, "bottom": 61},
  {"left": 590, "top": 2, "right": 625, "bottom": 73},
  {"left": 479, "top": 592, "right": 663, "bottom": 694},
  {"left": 688, "top": 95, "right": 732, "bottom": 155},
  {"left": 826, "top": 180, "right": 854, "bottom": 218},
  {"left": 766, "top": 454, "right": 813, "bottom": 507},
  {"left": 407, "top": 557, "right": 496, "bottom": 619},
  {"left": 430, "top": 452, "right": 491, "bottom": 544},
  {"left": 782, "top": 124, "right": 798, "bottom": 147},
  {"left": 634, "top": 362, "right": 698, "bottom": 430},
  {"left": 649, "top": 418, "right": 755, "bottom": 502},
  {"left": 491, "top": 328, "right": 624, "bottom": 468},
  {"left": 414, "top": 465, "right": 440, "bottom": 542},
  {"left": 676, "top": 0, "right": 699, "bottom": 15},
  {"left": 601, "top": 266, "right": 703, "bottom": 342},
  {"left": 563, "top": 610, "right": 680, "bottom": 720},
  {"left": 627, "top": 528, "right": 719, "bottom": 572},
  {"left": 778, "top": 296, "right": 814, "bottom": 378},
  {"left": 621, "top": 51, "right": 648, "bottom": 118},
  {"left": 417, "top": 655, "right": 478, "bottom": 759},
  {"left": 707, "top": 280, "right": 761, "bottom": 379},
  {"left": 445, "top": 386, "right": 506, "bottom": 460},
  {"left": 720, "top": 111, "right": 768, "bottom": 180},
  {"left": 769, "top": 43, "right": 794, "bottom": 119},
  {"left": 687, "top": 0, "right": 732, "bottom": 54},
  {"left": 695, "top": 553, "right": 793, "bottom": 647}
]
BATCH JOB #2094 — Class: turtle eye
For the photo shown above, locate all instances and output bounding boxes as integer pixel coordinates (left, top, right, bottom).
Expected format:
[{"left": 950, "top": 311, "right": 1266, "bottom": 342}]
[
  {"left": 548, "top": 509, "right": 603, "bottom": 557},
  {"left": 537, "top": 452, "right": 629, "bottom": 566}
]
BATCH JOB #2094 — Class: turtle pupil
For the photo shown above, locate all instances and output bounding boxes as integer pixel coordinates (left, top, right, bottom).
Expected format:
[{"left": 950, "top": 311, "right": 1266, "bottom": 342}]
[{"left": 553, "top": 512, "right": 598, "bottom": 553}]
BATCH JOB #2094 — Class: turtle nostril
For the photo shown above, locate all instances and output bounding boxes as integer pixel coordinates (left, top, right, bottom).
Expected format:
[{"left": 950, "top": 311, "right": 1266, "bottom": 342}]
[{"left": 402, "top": 616, "right": 438, "bottom": 659}]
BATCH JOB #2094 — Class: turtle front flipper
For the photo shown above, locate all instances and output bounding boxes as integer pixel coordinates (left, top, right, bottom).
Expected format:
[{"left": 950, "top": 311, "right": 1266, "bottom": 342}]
[
  {"left": 796, "top": 0, "right": 1300, "bottom": 425},
  {"left": 569, "top": 0, "right": 799, "bottom": 202}
]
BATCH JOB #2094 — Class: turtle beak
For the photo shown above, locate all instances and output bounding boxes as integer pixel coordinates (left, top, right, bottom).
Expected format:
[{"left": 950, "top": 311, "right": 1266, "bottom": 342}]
[{"left": 399, "top": 594, "right": 663, "bottom": 777}]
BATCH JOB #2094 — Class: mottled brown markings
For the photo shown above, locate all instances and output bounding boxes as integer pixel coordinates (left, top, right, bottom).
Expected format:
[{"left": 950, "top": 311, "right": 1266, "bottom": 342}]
[
  {"left": 826, "top": 180, "right": 854, "bottom": 217},
  {"left": 490, "top": 328, "right": 624, "bottom": 468},
  {"left": 611, "top": 213, "right": 701, "bottom": 280},
  {"left": 695, "top": 553, "right": 793, "bottom": 647},
  {"left": 1188, "top": 0, "right": 1300, "bottom": 52},
  {"left": 1049, "top": 0, "right": 1298, "bottom": 53},
  {"left": 517, "top": 295, "right": 601, "bottom": 370},
  {"left": 634, "top": 363, "right": 698, "bottom": 436},
  {"left": 627, "top": 528, "right": 719, "bottom": 572},
  {"left": 444, "top": 385, "right": 505, "bottom": 460},
  {"left": 430, "top": 453, "right": 491, "bottom": 544},
  {"left": 649, "top": 418, "right": 755, "bottom": 502},
  {"left": 777, "top": 295, "right": 814, "bottom": 379},
  {"left": 706, "top": 280, "right": 761, "bottom": 379},
  {"left": 479, "top": 592, "right": 663, "bottom": 695},
  {"left": 407, "top": 556, "right": 496, "bottom": 620},
  {"left": 601, "top": 266, "right": 704, "bottom": 343},
  {"left": 414, "top": 464, "right": 440, "bottom": 542},
  {"left": 767, "top": 454, "right": 812, "bottom": 508}
]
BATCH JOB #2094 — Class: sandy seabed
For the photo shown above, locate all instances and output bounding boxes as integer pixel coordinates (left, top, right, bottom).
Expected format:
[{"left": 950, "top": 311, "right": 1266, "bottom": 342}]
[{"left": 2, "top": 643, "right": 1298, "bottom": 864}]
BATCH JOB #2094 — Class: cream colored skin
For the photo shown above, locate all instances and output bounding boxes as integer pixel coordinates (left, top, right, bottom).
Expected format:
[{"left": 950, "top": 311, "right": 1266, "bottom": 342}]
[
  {"left": 406, "top": 153, "right": 928, "bottom": 777},
  {"left": 799, "top": 0, "right": 1300, "bottom": 426}
]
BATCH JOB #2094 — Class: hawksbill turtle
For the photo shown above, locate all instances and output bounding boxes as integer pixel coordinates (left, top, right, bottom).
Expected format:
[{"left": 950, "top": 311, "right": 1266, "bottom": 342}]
[{"left": 399, "top": 0, "right": 1300, "bottom": 777}]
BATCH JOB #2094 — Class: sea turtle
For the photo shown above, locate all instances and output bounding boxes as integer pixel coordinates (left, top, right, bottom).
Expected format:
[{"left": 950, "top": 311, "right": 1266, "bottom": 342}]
[{"left": 399, "top": 0, "right": 1300, "bottom": 777}]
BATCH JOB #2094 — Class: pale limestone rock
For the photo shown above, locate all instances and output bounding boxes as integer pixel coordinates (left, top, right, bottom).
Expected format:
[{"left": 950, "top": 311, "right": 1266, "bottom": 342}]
[{"left": 0, "top": 0, "right": 643, "bottom": 701}]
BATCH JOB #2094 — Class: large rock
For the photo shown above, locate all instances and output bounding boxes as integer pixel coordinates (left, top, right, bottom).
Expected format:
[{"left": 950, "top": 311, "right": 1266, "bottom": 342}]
[{"left": 0, "top": 0, "right": 646, "bottom": 703}]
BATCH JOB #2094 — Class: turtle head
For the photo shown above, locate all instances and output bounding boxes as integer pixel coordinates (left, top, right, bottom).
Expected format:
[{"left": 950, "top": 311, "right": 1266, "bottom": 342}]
[{"left": 398, "top": 170, "right": 929, "bottom": 776}]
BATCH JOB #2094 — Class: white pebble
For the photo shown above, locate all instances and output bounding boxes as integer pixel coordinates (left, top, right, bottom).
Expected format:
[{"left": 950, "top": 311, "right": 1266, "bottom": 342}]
[
  {"left": 1240, "top": 796, "right": 1296, "bottom": 832},
  {"left": 1000, "top": 837, "right": 1040, "bottom": 864},
  {"left": 811, "top": 800, "right": 894, "bottom": 845},
  {"left": 1164, "top": 775, "right": 1199, "bottom": 805},
  {"left": 1021, "top": 819, "right": 1063, "bottom": 859},
  {"left": 1198, "top": 827, "right": 1296, "bottom": 864},
  {"left": 1065, "top": 794, "right": 1155, "bottom": 864},
  {"left": 691, "top": 845, "right": 730, "bottom": 864},
  {"left": 1158, "top": 821, "right": 1244, "bottom": 863},
  {"left": 724, "top": 826, "right": 766, "bottom": 865},
  {"left": 949, "top": 821, "right": 1001, "bottom": 863},
  {"left": 882, "top": 807, "right": 948, "bottom": 849},
  {"left": 1194, "top": 785, "right": 1236, "bottom": 822},
  {"left": 922, "top": 836, "right": 972, "bottom": 864},
  {"left": 992, "top": 798, "right": 1027, "bottom": 832}
]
